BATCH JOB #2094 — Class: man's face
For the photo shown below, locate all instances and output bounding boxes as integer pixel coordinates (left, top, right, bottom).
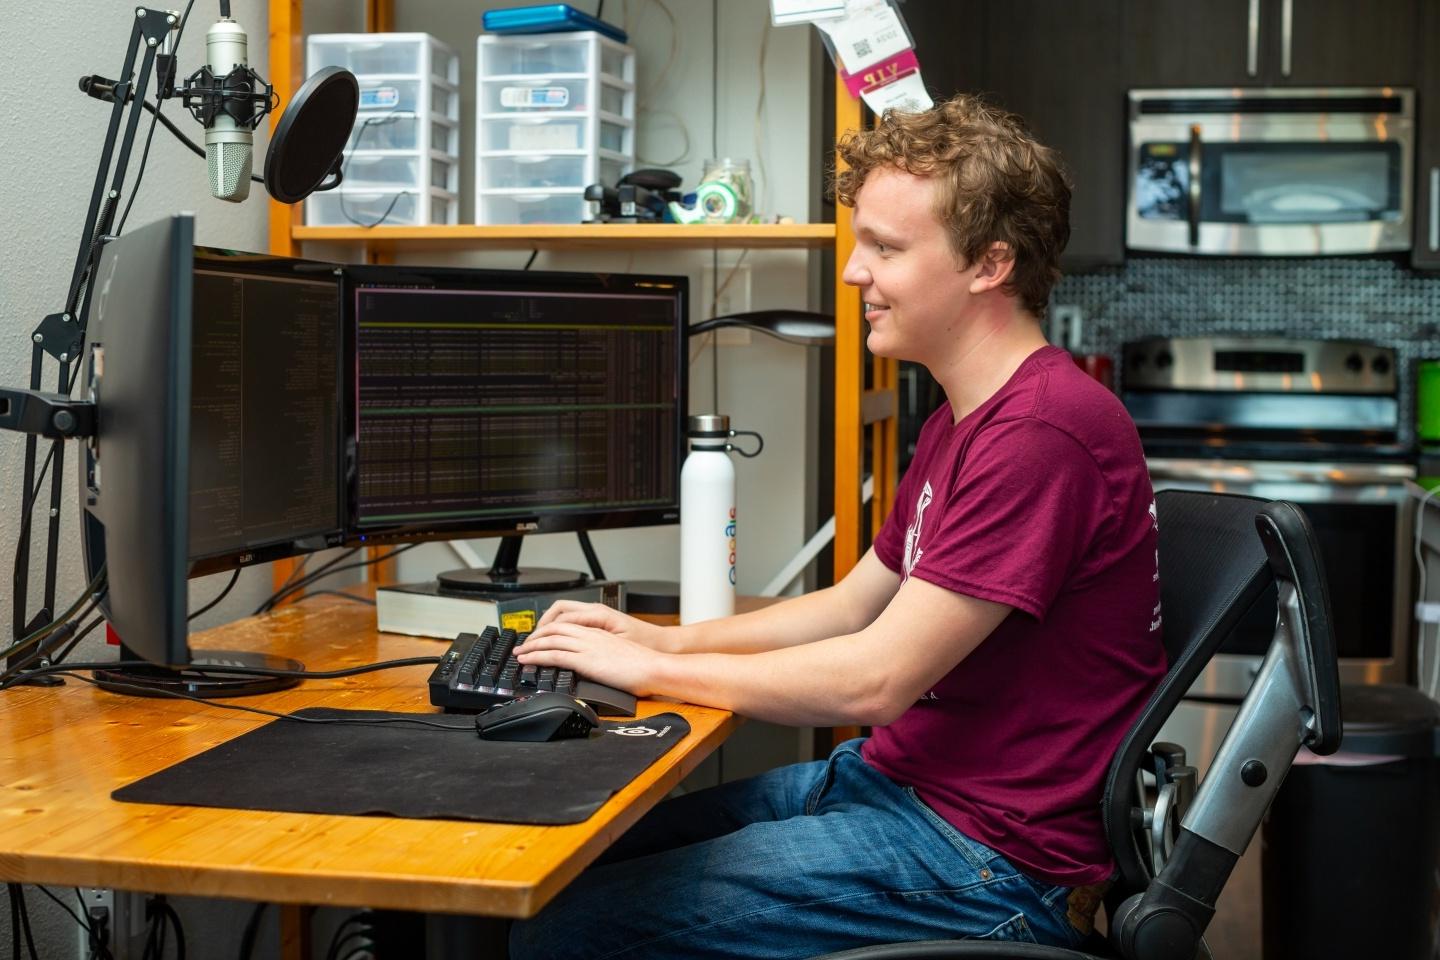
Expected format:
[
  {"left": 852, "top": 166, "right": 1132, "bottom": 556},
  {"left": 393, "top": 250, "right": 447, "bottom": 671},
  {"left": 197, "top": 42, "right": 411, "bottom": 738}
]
[{"left": 840, "top": 166, "right": 977, "bottom": 363}]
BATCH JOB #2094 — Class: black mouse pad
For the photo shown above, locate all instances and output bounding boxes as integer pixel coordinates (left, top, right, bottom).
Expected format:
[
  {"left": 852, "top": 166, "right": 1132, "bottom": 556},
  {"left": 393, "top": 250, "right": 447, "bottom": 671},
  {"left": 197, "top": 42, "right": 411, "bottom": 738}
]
[{"left": 112, "top": 708, "right": 691, "bottom": 825}]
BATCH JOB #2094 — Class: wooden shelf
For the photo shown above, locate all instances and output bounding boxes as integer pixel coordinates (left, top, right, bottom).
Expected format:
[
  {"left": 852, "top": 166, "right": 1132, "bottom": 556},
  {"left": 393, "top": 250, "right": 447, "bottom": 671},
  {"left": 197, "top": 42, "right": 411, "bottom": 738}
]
[{"left": 291, "top": 222, "right": 836, "bottom": 252}]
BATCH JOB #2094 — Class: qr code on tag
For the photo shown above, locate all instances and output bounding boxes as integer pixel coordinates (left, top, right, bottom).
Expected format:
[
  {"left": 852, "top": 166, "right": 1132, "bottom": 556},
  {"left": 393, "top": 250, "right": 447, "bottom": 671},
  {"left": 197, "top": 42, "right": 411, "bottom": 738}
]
[{"left": 852, "top": 38, "right": 872, "bottom": 59}]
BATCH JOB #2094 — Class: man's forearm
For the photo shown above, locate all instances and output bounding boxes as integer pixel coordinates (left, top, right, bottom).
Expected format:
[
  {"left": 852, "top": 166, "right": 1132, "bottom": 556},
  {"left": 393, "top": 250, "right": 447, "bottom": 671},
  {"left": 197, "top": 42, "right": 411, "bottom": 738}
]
[
  {"left": 669, "top": 585, "right": 873, "bottom": 655},
  {"left": 650, "top": 635, "right": 892, "bottom": 727}
]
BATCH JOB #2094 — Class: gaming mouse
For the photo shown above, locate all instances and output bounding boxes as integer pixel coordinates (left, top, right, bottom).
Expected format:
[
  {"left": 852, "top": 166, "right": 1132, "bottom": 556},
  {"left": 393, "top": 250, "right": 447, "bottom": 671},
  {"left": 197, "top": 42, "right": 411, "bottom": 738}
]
[{"left": 474, "top": 692, "right": 601, "bottom": 742}]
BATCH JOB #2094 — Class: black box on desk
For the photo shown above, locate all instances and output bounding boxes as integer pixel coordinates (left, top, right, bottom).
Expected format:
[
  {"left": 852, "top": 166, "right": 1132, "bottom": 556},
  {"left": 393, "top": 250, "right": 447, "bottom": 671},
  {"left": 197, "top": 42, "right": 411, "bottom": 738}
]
[{"left": 376, "top": 580, "right": 625, "bottom": 639}]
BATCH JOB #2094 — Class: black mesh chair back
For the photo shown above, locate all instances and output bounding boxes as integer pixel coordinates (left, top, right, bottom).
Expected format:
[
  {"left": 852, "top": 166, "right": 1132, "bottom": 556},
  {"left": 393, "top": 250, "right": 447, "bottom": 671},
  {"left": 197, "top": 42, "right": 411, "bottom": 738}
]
[{"left": 1101, "top": 490, "right": 1273, "bottom": 902}]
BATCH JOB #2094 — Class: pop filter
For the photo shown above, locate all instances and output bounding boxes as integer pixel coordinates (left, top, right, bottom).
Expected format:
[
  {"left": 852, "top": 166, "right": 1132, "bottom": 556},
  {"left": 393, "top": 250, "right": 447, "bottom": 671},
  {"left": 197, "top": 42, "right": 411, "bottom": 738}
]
[{"left": 264, "top": 66, "right": 358, "bottom": 204}]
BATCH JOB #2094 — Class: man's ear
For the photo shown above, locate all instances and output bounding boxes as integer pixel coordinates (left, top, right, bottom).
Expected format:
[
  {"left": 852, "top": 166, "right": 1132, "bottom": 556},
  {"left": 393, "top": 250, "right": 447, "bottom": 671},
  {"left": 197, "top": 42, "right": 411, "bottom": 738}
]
[{"left": 968, "top": 242, "right": 1016, "bottom": 295}]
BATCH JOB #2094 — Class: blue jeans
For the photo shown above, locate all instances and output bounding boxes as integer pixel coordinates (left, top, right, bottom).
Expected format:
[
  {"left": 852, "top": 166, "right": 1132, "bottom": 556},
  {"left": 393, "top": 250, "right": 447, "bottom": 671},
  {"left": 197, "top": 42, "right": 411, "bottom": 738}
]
[{"left": 509, "top": 739, "right": 1085, "bottom": 960}]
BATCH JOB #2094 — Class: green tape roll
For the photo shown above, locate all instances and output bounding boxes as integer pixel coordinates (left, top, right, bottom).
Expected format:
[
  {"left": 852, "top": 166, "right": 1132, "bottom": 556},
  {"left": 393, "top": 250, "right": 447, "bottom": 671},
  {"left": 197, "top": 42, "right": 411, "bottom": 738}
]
[{"left": 695, "top": 181, "right": 739, "bottom": 220}]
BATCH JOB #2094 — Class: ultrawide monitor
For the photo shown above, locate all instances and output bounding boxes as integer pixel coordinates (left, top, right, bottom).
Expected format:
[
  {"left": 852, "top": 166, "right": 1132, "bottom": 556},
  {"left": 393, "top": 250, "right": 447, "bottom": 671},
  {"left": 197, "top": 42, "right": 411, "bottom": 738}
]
[
  {"left": 81, "top": 215, "right": 344, "bottom": 673},
  {"left": 342, "top": 265, "right": 687, "bottom": 546}
]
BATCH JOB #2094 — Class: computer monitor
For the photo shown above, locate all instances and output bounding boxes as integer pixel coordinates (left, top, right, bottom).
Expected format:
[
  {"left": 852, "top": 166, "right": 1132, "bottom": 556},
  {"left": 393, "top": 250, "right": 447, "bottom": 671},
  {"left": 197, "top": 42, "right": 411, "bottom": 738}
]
[
  {"left": 80, "top": 215, "right": 345, "bottom": 693},
  {"left": 342, "top": 264, "right": 687, "bottom": 590}
]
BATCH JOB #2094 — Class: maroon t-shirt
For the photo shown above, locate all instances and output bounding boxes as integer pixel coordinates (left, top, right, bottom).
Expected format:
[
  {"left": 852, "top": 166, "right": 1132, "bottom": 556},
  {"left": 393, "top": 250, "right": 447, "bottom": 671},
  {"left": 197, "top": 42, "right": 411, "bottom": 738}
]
[{"left": 865, "top": 345, "right": 1164, "bottom": 887}]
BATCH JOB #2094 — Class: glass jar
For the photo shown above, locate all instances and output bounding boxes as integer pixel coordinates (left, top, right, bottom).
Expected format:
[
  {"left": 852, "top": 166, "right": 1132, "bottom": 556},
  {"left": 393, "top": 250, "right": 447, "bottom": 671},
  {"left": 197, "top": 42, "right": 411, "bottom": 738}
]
[{"left": 698, "top": 158, "right": 754, "bottom": 223}]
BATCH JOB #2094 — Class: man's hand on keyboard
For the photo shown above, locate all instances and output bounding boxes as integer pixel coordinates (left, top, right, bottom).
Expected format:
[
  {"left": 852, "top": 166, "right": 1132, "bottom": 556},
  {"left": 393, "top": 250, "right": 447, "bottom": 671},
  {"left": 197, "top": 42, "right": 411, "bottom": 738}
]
[
  {"left": 514, "top": 619, "right": 664, "bottom": 699},
  {"left": 534, "top": 601, "right": 677, "bottom": 652}
]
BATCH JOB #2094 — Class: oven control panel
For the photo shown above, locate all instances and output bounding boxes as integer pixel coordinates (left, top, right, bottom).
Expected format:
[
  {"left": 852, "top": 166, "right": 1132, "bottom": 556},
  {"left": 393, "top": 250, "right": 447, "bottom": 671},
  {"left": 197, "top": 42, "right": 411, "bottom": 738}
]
[{"left": 1123, "top": 337, "right": 1396, "bottom": 394}]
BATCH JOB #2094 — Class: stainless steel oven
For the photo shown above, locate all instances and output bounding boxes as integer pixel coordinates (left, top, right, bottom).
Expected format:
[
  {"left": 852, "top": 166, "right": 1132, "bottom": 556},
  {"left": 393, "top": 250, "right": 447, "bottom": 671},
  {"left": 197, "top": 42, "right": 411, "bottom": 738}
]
[
  {"left": 1127, "top": 87, "right": 1414, "bottom": 256},
  {"left": 1123, "top": 337, "right": 1415, "bottom": 699}
]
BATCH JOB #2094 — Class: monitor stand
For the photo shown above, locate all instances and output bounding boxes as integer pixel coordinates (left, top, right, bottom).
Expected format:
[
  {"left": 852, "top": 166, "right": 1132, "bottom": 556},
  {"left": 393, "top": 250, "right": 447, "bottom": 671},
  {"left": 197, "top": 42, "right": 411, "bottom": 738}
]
[
  {"left": 437, "top": 534, "right": 589, "bottom": 595},
  {"left": 94, "top": 644, "right": 304, "bottom": 698}
]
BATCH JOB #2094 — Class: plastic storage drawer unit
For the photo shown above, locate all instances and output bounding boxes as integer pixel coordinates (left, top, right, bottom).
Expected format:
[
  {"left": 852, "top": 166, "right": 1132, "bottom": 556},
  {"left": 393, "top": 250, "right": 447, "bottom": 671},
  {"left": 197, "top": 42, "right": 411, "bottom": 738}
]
[
  {"left": 307, "top": 32, "right": 461, "bottom": 226},
  {"left": 476, "top": 30, "right": 634, "bottom": 225}
]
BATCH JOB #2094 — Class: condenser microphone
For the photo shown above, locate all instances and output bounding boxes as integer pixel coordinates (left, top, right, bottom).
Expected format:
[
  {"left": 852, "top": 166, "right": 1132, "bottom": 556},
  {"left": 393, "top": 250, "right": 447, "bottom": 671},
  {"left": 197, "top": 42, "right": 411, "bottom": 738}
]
[{"left": 204, "top": 16, "right": 252, "bottom": 202}]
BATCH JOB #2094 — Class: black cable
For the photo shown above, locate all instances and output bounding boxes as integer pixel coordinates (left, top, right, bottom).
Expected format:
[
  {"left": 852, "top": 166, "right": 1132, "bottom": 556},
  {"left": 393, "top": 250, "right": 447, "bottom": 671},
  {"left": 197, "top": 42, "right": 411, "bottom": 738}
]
[
  {"left": 48, "top": 615, "right": 104, "bottom": 668},
  {"left": 117, "top": 88, "right": 166, "bottom": 236},
  {"left": 237, "top": 902, "right": 267, "bottom": 960},
  {"left": 262, "top": 545, "right": 415, "bottom": 612},
  {"left": 9, "top": 885, "right": 21, "bottom": 960},
  {"left": 1, "top": 655, "right": 440, "bottom": 690},
  {"left": 340, "top": 117, "right": 410, "bottom": 228},
  {"left": 41, "top": 671, "right": 472, "bottom": 731},
  {"left": 13, "top": 887, "right": 38, "bottom": 960},
  {"left": 326, "top": 928, "right": 373, "bottom": 960},
  {"left": 273, "top": 553, "right": 313, "bottom": 599},
  {"left": 255, "top": 549, "right": 358, "bottom": 614},
  {"left": 189, "top": 567, "right": 241, "bottom": 622},
  {"left": 12, "top": 445, "right": 58, "bottom": 634},
  {"left": 41, "top": 886, "right": 115, "bottom": 960},
  {"left": 596, "top": 0, "right": 605, "bottom": 21},
  {"left": 142, "top": 899, "right": 161, "bottom": 960},
  {"left": 0, "top": 565, "right": 107, "bottom": 675},
  {"left": 117, "top": 0, "right": 196, "bottom": 235},
  {"left": 5, "top": 592, "right": 103, "bottom": 676},
  {"left": 325, "top": 912, "right": 372, "bottom": 960},
  {"left": 159, "top": 897, "right": 184, "bottom": 960},
  {"left": 523, "top": 249, "right": 539, "bottom": 270}
]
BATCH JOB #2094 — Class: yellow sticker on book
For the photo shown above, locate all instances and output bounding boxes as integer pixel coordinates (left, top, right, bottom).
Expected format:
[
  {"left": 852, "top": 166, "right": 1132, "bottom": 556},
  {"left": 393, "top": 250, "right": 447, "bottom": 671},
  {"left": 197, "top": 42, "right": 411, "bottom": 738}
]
[{"left": 501, "top": 610, "right": 536, "bottom": 633}]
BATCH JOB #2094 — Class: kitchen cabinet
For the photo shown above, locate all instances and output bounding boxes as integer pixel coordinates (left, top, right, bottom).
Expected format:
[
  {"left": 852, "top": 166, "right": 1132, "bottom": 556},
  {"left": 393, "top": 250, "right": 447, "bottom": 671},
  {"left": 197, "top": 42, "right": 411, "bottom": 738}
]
[
  {"left": 1415, "top": 0, "right": 1440, "bottom": 271},
  {"left": 906, "top": 0, "right": 1126, "bottom": 268},
  {"left": 1125, "top": 0, "right": 1419, "bottom": 88},
  {"left": 1125, "top": 0, "right": 1256, "bottom": 87}
]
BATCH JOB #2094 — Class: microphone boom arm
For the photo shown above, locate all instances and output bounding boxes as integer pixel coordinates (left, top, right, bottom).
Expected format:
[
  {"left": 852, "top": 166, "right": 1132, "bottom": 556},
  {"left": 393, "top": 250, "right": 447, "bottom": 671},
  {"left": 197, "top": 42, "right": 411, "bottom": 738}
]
[{"left": 8, "top": 6, "right": 174, "bottom": 671}]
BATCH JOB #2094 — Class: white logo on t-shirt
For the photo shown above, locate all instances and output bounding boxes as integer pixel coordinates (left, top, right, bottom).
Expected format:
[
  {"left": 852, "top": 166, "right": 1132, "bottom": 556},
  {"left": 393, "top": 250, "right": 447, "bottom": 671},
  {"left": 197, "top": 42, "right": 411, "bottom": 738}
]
[
  {"left": 902, "top": 481, "right": 934, "bottom": 581},
  {"left": 1148, "top": 498, "right": 1162, "bottom": 631}
]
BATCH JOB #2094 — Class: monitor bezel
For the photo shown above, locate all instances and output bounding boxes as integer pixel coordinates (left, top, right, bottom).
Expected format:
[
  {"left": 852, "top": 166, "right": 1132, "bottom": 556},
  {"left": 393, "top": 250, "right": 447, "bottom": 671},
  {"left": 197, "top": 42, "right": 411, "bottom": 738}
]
[
  {"left": 340, "top": 264, "right": 688, "bottom": 547},
  {"left": 185, "top": 246, "right": 348, "bottom": 578}
]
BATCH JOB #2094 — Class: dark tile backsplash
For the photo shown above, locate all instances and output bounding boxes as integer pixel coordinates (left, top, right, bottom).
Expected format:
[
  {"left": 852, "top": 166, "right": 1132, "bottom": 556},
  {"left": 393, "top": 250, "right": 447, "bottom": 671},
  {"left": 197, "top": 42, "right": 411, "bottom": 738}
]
[{"left": 1053, "top": 256, "right": 1440, "bottom": 445}]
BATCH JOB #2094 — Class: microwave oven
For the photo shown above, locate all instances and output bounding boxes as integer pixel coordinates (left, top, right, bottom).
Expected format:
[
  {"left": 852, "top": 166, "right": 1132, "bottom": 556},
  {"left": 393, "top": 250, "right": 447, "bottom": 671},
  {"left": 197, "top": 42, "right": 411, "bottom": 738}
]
[{"left": 1127, "top": 87, "right": 1414, "bottom": 256}]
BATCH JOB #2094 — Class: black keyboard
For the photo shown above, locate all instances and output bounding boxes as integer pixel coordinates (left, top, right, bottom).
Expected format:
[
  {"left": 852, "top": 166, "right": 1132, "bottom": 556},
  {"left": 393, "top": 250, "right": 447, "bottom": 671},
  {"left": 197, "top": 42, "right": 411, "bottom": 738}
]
[{"left": 427, "top": 627, "right": 637, "bottom": 717}]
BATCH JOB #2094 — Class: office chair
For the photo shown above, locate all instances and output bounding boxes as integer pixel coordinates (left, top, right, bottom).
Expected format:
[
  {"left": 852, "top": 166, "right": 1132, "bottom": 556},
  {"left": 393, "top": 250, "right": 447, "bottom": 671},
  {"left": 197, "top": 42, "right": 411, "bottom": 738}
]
[{"left": 813, "top": 490, "right": 1342, "bottom": 960}]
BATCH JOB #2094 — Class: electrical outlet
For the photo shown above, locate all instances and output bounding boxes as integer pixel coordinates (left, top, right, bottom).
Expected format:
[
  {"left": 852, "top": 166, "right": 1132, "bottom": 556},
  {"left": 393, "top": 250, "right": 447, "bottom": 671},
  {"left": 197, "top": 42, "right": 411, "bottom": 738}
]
[
  {"left": 700, "top": 263, "right": 752, "bottom": 345},
  {"left": 1049, "top": 303, "right": 1084, "bottom": 352},
  {"left": 76, "top": 888, "right": 114, "bottom": 960}
]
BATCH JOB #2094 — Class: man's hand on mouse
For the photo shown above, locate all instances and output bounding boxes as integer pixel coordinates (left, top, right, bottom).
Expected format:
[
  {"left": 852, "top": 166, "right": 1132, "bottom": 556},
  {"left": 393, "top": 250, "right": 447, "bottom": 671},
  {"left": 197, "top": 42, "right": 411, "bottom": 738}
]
[{"left": 515, "top": 619, "right": 666, "bottom": 698}]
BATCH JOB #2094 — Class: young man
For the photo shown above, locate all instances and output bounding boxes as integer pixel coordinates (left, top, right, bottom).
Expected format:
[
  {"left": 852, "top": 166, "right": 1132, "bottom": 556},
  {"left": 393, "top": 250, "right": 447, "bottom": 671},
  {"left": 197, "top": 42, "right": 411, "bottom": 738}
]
[{"left": 509, "top": 96, "right": 1163, "bottom": 959}]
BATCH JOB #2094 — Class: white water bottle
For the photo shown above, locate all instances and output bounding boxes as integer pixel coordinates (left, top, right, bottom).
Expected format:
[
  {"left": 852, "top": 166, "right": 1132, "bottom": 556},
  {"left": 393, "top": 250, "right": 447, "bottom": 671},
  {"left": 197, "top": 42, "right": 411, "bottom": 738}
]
[{"left": 680, "top": 414, "right": 737, "bottom": 624}]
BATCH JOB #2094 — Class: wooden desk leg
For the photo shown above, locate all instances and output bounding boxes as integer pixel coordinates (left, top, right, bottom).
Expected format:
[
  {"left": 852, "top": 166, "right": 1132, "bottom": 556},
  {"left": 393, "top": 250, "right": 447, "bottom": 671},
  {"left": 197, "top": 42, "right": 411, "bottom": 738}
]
[{"left": 279, "top": 904, "right": 313, "bottom": 960}]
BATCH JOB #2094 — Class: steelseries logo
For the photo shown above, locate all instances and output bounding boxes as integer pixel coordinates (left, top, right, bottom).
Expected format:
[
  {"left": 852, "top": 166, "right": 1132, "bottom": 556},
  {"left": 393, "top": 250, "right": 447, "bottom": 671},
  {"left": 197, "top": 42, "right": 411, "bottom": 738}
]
[
  {"left": 606, "top": 724, "right": 673, "bottom": 738},
  {"left": 514, "top": 522, "right": 539, "bottom": 531}
]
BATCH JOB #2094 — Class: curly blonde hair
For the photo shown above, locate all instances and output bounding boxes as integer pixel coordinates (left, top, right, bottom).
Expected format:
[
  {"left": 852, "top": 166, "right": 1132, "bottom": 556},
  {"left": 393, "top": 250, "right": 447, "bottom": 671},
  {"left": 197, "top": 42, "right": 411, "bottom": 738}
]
[{"left": 834, "top": 95, "right": 1072, "bottom": 318}]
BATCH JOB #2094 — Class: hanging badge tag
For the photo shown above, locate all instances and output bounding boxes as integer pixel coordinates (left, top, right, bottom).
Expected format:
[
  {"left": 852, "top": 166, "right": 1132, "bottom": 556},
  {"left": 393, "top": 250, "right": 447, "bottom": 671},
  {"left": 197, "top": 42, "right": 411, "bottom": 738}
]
[
  {"left": 815, "top": 0, "right": 910, "bottom": 74},
  {"left": 858, "top": 68, "right": 932, "bottom": 114}
]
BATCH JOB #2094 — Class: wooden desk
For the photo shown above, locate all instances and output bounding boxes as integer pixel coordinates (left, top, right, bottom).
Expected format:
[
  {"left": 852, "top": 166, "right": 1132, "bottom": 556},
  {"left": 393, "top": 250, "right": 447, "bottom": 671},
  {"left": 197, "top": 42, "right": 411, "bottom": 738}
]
[{"left": 0, "top": 593, "right": 739, "bottom": 920}]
